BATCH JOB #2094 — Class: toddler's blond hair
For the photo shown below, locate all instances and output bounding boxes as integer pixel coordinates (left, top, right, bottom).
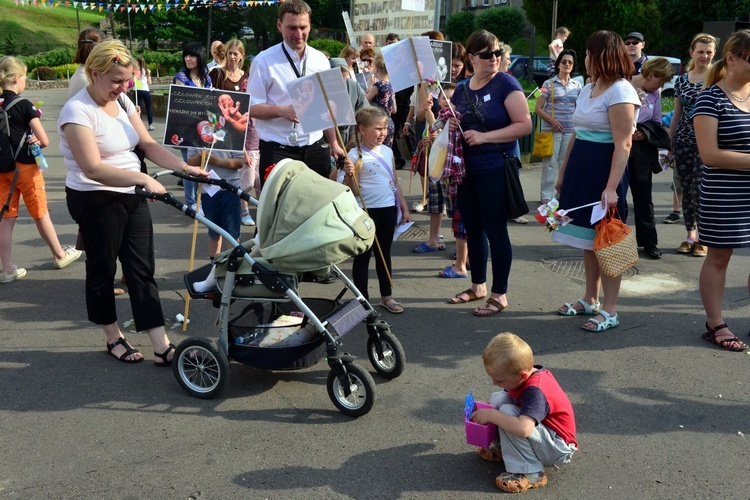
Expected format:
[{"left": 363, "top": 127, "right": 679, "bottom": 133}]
[{"left": 482, "top": 332, "right": 534, "bottom": 375}]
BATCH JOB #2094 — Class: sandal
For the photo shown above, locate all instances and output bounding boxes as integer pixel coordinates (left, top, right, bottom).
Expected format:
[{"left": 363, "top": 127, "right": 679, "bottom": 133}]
[
  {"left": 702, "top": 323, "right": 748, "bottom": 352},
  {"left": 412, "top": 241, "right": 444, "bottom": 253},
  {"left": 581, "top": 310, "right": 619, "bottom": 332},
  {"left": 154, "top": 343, "right": 176, "bottom": 367},
  {"left": 473, "top": 298, "right": 507, "bottom": 317},
  {"left": 558, "top": 298, "right": 600, "bottom": 316},
  {"left": 496, "top": 472, "right": 547, "bottom": 493},
  {"left": 439, "top": 265, "right": 468, "bottom": 278},
  {"left": 106, "top": 337, "right": 143, "bottom": 364},
  {"left": 477, "top": 445, "right": 503, "bottom": 462},
  {"left": 448, "top": 288, "right": 486, "bottom": 304},
  {"left": 380, "top": 297, "right": 404, "bottom": 314}
]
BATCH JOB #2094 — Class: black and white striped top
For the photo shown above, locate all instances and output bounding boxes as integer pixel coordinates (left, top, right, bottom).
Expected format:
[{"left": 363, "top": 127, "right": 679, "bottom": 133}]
[{"left": 695, "top": 84, "right": 750, "bottom": 248}]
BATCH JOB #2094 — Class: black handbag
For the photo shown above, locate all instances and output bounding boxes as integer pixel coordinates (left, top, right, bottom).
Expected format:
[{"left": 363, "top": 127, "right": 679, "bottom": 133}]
[{"left": 462, "top": 83, "right": 529, "bottom": 218}]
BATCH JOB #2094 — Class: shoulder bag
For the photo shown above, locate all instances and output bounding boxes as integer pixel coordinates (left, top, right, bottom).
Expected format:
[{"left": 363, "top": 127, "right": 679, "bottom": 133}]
[
  {"left": 532, "top": 82, "right": 554, "bottom": 158},
  {"left": 461, "top": 83, "right": 529, "bottom": 219}
]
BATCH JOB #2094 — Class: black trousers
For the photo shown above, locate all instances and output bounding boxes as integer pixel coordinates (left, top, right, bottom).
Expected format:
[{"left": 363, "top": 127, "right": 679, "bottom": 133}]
[
  {"left": 258, "top": 140, "right": 330, "bottom": 187},
  {"left": 626, "top": 162, "right": 658, "bottom": 248},
  {"left": 352, "top": 206, "right": 396, "bottom": 300},
  {"left": 135, "top": 90, "right": 153, "bottom": 125},
  {"left": 66, "top": 188, "right": 165, "bottom": 330}
]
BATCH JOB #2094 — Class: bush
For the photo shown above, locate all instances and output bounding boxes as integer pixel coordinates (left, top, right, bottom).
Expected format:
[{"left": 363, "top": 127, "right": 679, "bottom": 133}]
[
  {"left": 137, "top": 50, "right": 182, "bottom": 77},
  {"left": 34, "top": 66, "right": 57, "bottom": 80},
  {"left": 444, "top": 11, "right": 476, "bottom": 44},
  {"left": 476, "top": 7, "right": 525, "bottom": 44},
  {"left": 51, "top": 64, "right": 79, "bottom": 80},
  {"left": 308, "top": 39, "right": 347, "bottom": 58},
  {"left": 36, "top": 47, "right": 74, "bottom": 69}
]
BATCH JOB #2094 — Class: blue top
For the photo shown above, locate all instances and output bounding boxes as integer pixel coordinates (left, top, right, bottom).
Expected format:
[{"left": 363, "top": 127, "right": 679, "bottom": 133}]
[
  {"left": 451, "top": 72, "right": 523, "bottom": 172},
  {"left": 173, "top": 70, "right": 212, "bottom": 88}
]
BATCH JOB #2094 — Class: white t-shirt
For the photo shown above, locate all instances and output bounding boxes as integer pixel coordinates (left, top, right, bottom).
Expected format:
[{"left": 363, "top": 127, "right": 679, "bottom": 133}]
[
  {"left": 549, "top": 38, "right": 564, "bottom": 60},
  {"left": 247, "top": 41, "right": 330, "bottom": 146},
  {"left": 572, "top": 79, "right": 641, "bottom": 142},
  {"left": 58, "top": 89, "right": 141, "bottom": 193},
  {"left": 340, "top": 145, "right": 397, "bottom": 209}
]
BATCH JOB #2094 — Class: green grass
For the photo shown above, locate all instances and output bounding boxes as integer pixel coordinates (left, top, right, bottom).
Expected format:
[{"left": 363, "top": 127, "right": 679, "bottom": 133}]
[{"left": 0, "top": 0, "right": 105, "bottom": 55}]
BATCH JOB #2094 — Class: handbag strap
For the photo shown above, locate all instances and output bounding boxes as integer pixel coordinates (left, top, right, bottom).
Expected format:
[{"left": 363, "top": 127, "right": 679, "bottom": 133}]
[{"left": 461, "top": 82, "right": 515, "bottom": 162}]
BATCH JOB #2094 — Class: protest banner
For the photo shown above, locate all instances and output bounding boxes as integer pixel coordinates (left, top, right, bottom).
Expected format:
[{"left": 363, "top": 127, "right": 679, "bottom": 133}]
[
  {"left": 431, "top": 40, "right": 452, "bottom": 84},
  {"left": 164, "top": 86, "right": 250, "bottom": 153},
  {"left": 286, "top": 68, "right": 356, "bottom": 139},
  {"left": 380, "top": 36, "right": 440, "bottom": 93}
]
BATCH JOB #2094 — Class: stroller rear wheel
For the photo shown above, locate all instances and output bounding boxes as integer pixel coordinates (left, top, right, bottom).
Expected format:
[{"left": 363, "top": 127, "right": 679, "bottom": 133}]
[
  {"left": 173, "top": 337, "right": 230, "bottom": 399},
  {"left": 367, "top": 329, "right": 406, "bottom": 379},
  {"left": 327, "top": 362, "right": 376, "bottom": 417}
]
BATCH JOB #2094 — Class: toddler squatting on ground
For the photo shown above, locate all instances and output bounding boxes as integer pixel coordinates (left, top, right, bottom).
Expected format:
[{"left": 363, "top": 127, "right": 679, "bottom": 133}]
[{"left": 471, "top": 333, "right": 577, "bottom": 493}]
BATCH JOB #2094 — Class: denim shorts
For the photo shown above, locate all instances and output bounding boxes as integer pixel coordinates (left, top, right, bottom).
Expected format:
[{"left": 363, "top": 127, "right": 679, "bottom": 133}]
[{"left": 201, "top": 189, "right": 241, "bottom": 240}]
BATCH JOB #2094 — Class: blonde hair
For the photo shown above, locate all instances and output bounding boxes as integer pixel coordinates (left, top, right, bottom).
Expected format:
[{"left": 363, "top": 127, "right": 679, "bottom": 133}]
[
  {"left": 85, "top": 40, "right": 134, "bottom": 81},
  {"left": 482, "top": 333, "right": 534, "bottom": 376},
  {"left": 555, "top": 27, "right": 570, "bottom": 38},
  {"left": 349, "top": 107, "right": 389, "bottom": 167},
  {"left": 0, "top": 56, "right": 27, "bottom": 91},
  {"left": 225, "top": 39, "right": 245, "bottom": 58},
  {"left": 339, "top": 45, "right": 359, "bottom": 60},
  {"left": 705, "top": 30, "right": 750, "bottom": 88},
  {"left": 641, "top": 57, "right": 675, "bottom": 82},
  {"left": 373, "top": 54, "right": 388, "bottom": 76},
  {"left": 687, "top": 32, "right": 718, "bottom": 72}
]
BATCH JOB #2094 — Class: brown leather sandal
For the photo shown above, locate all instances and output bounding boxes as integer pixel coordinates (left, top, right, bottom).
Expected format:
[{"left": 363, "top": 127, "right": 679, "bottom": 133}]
[
  {"left": 496, "top": 472, "right": 547, "bottom": 492},
  {"left": 473, "top": 298, "right": 507, "bottom": 317}
]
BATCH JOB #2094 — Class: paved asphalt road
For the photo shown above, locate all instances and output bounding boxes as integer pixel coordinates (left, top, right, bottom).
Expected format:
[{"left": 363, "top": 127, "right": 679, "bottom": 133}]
[{"left": 1, "top": 88, "right": 748, "bottom": 499}]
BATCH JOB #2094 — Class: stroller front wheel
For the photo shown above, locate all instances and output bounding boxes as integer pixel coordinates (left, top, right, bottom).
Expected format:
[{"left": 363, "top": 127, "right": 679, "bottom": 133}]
[
  {"left": 367, "top": 329, "right": 406, "bottom": 379},
  {"left": 173, "top": 337, "right": 230, "bottom": 399},
  {"left": 327, "top": 362, "right": 376, "bottom": 417}
]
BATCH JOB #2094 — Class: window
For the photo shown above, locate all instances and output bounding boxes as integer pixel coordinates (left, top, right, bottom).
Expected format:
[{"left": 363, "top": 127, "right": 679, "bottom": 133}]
[{"left": 482, "top": 0, "right": 489, "bottom": 5}]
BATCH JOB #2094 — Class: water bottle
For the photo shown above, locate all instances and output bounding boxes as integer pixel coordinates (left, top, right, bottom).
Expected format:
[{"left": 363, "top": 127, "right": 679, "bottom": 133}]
[{"left": 28, "top": 138, "right": 48, "bottom": 170}]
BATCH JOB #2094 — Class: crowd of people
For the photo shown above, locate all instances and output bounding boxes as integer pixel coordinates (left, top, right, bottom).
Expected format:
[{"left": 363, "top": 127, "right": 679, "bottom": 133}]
[{"left": 2, "top": 1, "right": 750, "bottom": 491}]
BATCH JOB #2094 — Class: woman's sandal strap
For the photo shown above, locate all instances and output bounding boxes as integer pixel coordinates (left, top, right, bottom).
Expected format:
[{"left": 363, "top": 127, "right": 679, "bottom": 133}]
[{"left": 154, "top": 343, "right": 175, "bottom": 367}]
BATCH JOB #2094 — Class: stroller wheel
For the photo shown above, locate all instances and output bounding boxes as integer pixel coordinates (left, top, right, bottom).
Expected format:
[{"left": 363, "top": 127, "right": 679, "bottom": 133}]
[
  {"left": 173, "top": 337, "right": 230, "bottom": 399},
  {"left": 367, "top": 329, "right": 406, "bottom": 379},
  {"left": 327, "top": 363, "right": 376, "bottom": 417}
]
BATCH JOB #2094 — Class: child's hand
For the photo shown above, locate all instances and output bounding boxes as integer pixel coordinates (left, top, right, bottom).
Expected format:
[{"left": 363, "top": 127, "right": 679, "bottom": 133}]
[
  {"left": 342, "top": 157, "right": 356, "bottom": 177},
  {"left": 470, "top": 408, "right": 497, "bottom": 425},
  {"left": 401, "top": 212, "right": 412, "bottom": 224}
]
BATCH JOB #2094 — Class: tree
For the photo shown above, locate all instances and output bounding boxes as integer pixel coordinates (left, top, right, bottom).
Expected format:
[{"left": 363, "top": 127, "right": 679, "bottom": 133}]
[
  {"left": 113, "top": 8, "right": 207, "bottom": 50},
  {"left": 443, "top": 11, "right": 476, "bottom": 44},
  {"left": 522, "top": 0, "right": 660, "bottom": 71},
  {"left": 476, "top": 7, "right": 527, "bottom": 44}
]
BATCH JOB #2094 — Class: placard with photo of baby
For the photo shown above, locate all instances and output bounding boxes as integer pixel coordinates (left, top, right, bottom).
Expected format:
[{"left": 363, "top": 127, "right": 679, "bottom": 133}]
[
  {"left": 163, "top": 85, "right": 250, "bottom": 153},
  {"left": 380, "top": 36, "right": 440, "bottom": 93},
  {"left": 286, "top": 68, "right": 356, "bottom": 136},
  {"left": 431, "top": 40, "right": 452, "bottom": 84}
]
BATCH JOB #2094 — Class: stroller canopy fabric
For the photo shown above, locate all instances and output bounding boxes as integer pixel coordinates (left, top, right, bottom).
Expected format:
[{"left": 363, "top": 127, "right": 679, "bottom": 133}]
[{"left": 255, "top": 159, "right": 375, "bottom": 272}]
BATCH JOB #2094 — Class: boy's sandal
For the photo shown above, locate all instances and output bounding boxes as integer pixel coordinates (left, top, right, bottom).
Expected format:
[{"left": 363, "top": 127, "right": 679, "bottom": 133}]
[
  {"left": 558, "top": 298, "right": 600, "bottom": 316},
  {"left": 439, "top": 265, "right": 468, "bottom": 278},
  {"left": 581, "top": 310, "right": 619, "bottom": 332},
  {"left": 380, "top": 298, "right": 404, "bottom": 314},
  {"left": 702, "top": 323, "right": 748, "bottom": 352},
  {"left": 448, "top": 289, "right": 486, "bottom": 304},
  {"left": 473, "top": 298, "right": 507, "bottom": 317},
  {"left": 154, "top": 343, "right": 176, "bottom": 367},
  {"left": 106, "top": 337, "right": 143, "bottom": 364},
  {"left": 477, "top": 446, "right": 503, "bottom": 462},
  {"left": 496, "top": 472, "right": 547, "bottom": 493}
]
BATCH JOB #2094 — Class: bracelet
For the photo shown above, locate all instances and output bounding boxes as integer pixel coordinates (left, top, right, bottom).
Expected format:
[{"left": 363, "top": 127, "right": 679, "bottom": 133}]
[{"left": 181, "top": 164, "right": 189, "bottom": 174}]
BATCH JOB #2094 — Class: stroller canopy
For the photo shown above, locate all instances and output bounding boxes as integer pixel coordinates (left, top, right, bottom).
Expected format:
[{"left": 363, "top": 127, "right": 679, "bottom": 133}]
[{"left": 254, "top": 159, "right": 375, "bottom": 272}]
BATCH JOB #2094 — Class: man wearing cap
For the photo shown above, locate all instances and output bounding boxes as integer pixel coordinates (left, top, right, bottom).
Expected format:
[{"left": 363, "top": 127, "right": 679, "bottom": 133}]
[
  {"left": 624, "top": 32, "right": 647, "bottom": 75},
  {"left": 330, "top": 58, "right": 368, "bottom": 147},
  {"left": 247, "top": 0, "right": 345, "bottom": 182}
]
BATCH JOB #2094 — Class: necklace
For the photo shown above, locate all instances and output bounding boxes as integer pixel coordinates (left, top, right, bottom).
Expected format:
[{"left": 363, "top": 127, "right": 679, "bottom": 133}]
[{"left": 723, "top": 80, "right": 750, "bottom": 102}]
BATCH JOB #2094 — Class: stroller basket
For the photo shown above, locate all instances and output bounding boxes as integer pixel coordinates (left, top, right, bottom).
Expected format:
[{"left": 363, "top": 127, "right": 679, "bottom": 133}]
[{"left": 228, "top": 298, "right": 338, "bottom": 370}]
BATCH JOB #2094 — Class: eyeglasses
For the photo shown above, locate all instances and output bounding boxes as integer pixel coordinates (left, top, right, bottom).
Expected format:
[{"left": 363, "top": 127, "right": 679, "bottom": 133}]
[
  {"left": 473, "top": 49, "right": 503, "bottom": 60},
  {"left": 559, "top": 60, "right": 574, "bottom": 65},
  {"left": 624, "top": 40, "right": 641, "bottom": 46}
]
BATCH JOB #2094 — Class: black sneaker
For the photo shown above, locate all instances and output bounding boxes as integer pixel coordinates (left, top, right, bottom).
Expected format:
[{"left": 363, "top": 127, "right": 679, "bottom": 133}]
[{"left": 663, "top": 211, "right": 681, "bottom": 224}]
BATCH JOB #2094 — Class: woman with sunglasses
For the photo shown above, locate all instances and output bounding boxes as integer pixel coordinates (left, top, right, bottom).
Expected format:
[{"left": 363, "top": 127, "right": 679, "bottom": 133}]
[
  {"left": 553, "top": 31, "right": 639, "bottom": 332},
  {"left": 447, "top": 29, "right": 532, "bottom": 317},
  {"left": 59, "top": 41, "right": 209, "bottom": 365},
  {"left": 693, "top": 30, "right": 750, "bottom": 352},
  {"left": 535, "top": 49, "right": 582, "bottom": 204}
]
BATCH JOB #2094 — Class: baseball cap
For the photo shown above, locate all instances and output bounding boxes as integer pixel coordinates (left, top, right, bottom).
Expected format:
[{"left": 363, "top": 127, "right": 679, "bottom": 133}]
[
  {"left": 624, "top": 32, "right": 644, "bottom": 42},
  {"left": 330, "top": 57, "right": 348, "bottom": 70}
]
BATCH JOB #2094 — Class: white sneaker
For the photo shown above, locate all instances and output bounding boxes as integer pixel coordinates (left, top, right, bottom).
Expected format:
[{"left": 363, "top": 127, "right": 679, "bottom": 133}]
[
  {"left": 54, "top": 246, "right": 83, "bottom": 269},
  {"left": 242, "top": 213, "right": 255, "bottom": 226},
  {"left": 148, "top": 124, "right": 155, "bottom": 131},
  {"left": 0, "top": 265, "right": 26, "bottom": 284}
]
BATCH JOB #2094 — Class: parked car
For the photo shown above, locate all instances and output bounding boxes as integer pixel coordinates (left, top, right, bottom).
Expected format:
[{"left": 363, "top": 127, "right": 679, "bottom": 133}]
[
  {"left": 571, "top": 55, "right": 683, "bottom": 96},
  {"left": 506, "top": 56, "right": 550, "bottom": 87}
]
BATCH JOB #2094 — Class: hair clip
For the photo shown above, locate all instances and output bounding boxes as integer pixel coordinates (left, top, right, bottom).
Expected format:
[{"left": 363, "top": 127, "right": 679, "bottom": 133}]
[{"left": 113, "top": 51, "right": 121, "bottom": 64}]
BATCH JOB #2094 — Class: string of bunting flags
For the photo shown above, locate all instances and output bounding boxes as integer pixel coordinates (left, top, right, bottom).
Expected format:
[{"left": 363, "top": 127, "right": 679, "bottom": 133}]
[{"left": 13, "top": 0, "right": 281, "bottom": 11}]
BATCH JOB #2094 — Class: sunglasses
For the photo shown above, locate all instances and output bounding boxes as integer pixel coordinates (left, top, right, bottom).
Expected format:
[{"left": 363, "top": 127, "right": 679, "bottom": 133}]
[
  {"left": 624, "top": 40, "right": 641, "bottom": 46},
  {"left": 559, "top": 60, "right": 574, "bottom": 65},
  {"left": 473, "top": 49, "right": 503, "bottom": 60},
  {"left": 361, "top": 59, "right": 372, "bottom": 63}
]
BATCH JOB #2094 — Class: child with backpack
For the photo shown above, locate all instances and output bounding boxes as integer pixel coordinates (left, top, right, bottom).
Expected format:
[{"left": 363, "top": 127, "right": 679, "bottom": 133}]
[{"left": 0, "top": 56, "right": 81, "bottom": 284}]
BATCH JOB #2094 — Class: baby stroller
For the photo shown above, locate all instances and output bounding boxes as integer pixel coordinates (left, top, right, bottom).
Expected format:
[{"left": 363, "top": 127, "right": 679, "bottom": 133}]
[{"left": 137, "top": 160, "right": 406, "bottom": 417}]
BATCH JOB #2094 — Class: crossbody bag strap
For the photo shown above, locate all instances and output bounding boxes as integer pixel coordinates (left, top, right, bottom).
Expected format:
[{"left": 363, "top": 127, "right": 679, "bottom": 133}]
[
  {"left": 461, "top": 82, "right": 514, "bottom": 161},
  {"left": 4, "top": 98, "right": 30, "bottom": 160}
]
